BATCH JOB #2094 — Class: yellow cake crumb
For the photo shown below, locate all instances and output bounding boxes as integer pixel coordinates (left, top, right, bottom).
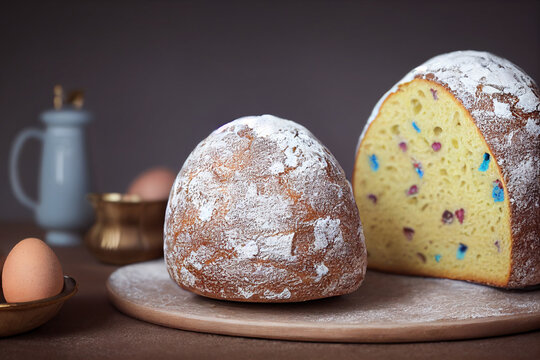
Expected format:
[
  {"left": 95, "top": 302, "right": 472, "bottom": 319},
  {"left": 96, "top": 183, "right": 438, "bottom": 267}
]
[{"left": 353, "top": 79, "right": 511, "bottom": 286}]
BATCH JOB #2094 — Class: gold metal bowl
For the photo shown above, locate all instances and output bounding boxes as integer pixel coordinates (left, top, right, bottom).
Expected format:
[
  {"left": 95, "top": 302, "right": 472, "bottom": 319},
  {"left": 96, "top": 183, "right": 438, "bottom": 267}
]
[
  {"left": 0, "top": 275, "right": 78, "bottom": 337},
  {"left": 85, "top": 193, "right": 166, "bottom": 265}
]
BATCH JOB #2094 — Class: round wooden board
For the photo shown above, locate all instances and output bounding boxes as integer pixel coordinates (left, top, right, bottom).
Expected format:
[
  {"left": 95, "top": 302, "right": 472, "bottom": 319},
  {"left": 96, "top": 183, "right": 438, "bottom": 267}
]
[{"left": 106, "top": 260, "right": 540, "bottom": 343}]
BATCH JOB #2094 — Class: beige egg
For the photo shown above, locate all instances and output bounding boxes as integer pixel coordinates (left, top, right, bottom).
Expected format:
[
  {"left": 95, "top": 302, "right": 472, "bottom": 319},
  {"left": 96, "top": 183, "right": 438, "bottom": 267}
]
[
  {"left": 127, "top": 167, "right": 176, "bottom": 201},
  {"left": 2, "top": 238, "right": 64, "bottom": 303}
]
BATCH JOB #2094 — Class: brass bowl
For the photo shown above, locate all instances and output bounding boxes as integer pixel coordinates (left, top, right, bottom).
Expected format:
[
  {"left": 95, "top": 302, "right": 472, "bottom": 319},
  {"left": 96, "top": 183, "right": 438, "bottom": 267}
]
[
  {"left": 85, "top": 193, "right": 166, "bottom": 265},
  {"left": 0, "top": 275, "right": 78, "bottom": 337}
]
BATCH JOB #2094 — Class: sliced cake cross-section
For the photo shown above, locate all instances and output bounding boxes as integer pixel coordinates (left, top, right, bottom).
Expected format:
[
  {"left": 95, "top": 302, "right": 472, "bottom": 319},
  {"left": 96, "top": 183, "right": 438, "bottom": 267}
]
[{"left": 353, "top": 51, "right": 539, "bottom": 288}]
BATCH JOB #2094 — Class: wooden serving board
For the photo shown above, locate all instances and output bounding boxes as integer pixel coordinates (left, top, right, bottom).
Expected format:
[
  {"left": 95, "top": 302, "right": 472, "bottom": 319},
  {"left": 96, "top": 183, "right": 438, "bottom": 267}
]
[{"left": 106, "top": 260, "right": 540, "bottom": 343}]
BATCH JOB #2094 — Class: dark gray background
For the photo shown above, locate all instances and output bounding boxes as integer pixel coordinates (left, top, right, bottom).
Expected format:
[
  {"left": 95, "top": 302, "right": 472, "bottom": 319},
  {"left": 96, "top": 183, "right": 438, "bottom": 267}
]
[{"left": 1, "top": 0, "right": 539, "bottom": 221}]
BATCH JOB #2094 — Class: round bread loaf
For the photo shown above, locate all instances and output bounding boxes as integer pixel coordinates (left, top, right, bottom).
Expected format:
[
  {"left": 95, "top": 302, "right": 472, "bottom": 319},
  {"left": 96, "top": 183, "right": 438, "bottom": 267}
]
[{"left": 164, "top": 115, "right": 367, "bottom": 302}]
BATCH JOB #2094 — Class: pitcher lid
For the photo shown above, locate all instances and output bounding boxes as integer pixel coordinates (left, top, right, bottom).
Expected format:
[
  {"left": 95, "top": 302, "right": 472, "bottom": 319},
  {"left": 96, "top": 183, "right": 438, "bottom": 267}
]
[{"left": 40, "top": 108, "right": 91, "bottom": 126}]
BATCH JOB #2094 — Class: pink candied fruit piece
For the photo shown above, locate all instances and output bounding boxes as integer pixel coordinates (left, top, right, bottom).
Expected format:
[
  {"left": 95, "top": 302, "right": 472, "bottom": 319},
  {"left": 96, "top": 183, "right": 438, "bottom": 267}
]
[
  {"left": 431, "top": 142, "right": 441, "bottom": 152},
  {"left": 367, "top": 194, "right": 377, "bottom": 204},
  {"left": 455, "top": 208, "right": 465, "bottom": 224},
  {"left": 407, "top": 185, "right": 418, "bottom": 196},
  {"left": 430, "top": 88, "right": 438, "bottom": 100},
  {"left": 399, "top": 142, "right": 407, "bottom": 152},
  {"left": 403, "top": 227, "right": 415, "bottom": 241}
]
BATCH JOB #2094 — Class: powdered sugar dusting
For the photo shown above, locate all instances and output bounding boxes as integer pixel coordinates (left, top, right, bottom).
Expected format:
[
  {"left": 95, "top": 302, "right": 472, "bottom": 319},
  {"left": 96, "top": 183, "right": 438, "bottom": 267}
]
[
  {"left": 258, "top": 233, "right": 295, "bottom": 261},
  {"left": 313, "top": 217, "right": 343, "bottom": 251},
  {"left": 180, "top": 267, "right": 196, "bottom": 287},
  {"left": 263, "top": 288, "right": 292, "bottom": 300},
  {"left": 268, "top": 161, "right": 285, "bottom": 175},
  {"left": 315, "top": 263, "right": 329, "bottom": 282},
  {"left": 508, "top": 158, "right": 538, "bottom": 208},
  {"left": 236, "top": 241, "right": 259, "bottom": 259},
  {"left": 165, "top": 115, "right": 367, "bottom": 302},
  {"left": 236, "top": 287, "right": 255, "bottom": 299},
  {"left": 493, "top": 100, "right": 512, "bottom": 118},
  {"left": 416, "top": 51, "right": 538, "bottom": 113},
  {"left": 526, "top": 118, "right": 540, "bottom": 135}
]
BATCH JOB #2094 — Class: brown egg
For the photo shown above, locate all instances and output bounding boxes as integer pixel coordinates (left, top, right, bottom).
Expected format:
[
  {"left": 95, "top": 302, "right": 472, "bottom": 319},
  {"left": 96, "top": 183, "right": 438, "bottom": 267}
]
[
  {"left": 2, "top": 238, "right": 64, "bottom": 303},
  {"left": 127, "top": 167, "right": 176, "bottom": 201}
]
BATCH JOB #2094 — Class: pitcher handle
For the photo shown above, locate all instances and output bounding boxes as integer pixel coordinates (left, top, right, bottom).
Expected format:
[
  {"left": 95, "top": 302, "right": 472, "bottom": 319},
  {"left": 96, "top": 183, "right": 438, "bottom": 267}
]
[{"left": 9, "top": 128, "right": 44, "bottom": 210}]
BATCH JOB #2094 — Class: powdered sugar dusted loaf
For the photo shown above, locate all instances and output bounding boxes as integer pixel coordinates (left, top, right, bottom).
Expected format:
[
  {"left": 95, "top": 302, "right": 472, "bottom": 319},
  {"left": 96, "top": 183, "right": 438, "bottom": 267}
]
[
  {"left": 354, "top": 50, "right": 539, "bottom": 288},
  {"left": 165, "top": 115, "right": 367, "bottom": 302}
]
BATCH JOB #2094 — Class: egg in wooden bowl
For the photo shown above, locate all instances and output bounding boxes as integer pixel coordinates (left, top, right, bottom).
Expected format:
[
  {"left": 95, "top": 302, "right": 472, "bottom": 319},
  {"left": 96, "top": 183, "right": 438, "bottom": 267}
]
[{"left": 0, "top": 238, "right": 77, "bottom": 337}]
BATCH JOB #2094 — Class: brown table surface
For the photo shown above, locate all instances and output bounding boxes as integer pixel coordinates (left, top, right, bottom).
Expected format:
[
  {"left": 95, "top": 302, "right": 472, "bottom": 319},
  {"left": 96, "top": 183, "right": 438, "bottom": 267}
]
[{"left": 1, "top": 222, "right": 539, "bottom": 360}]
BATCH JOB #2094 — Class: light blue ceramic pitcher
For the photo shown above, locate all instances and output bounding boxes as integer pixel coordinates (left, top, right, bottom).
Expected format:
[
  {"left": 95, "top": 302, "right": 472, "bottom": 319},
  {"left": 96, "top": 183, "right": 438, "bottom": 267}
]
[{"left": 9, "top": 106, "right": 93, "bottom": 245}]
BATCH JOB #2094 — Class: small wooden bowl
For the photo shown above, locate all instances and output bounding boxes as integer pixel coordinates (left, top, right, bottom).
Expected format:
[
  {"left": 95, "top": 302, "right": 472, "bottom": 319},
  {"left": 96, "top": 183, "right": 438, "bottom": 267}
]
[{"left": 0, "top": 275, "right": 78, "bottom": 337}]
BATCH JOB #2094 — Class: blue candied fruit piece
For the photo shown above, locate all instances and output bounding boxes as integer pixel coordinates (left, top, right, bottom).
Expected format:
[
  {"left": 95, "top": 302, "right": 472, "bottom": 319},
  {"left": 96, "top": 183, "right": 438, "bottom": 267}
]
[
  {"left": 369, "top": 154, "right": 379, "bottom": 171},
  {"left": 478, "top": 153, "right": 490, "bottom": 172},
  {"left": 456, "top": 243, "right": 468, "bottom": 260},
  {"left": 492, "top": 180, "right": 504, "bottom": 202},
  {"left": 435, "top": 254, "right": 442, "bottom": 263},
  {"left": 413, "top": 162, "right": 424, "bottom": 178},
  {"left": 412, "top": 121, "right": 421, "bottom": 133}
]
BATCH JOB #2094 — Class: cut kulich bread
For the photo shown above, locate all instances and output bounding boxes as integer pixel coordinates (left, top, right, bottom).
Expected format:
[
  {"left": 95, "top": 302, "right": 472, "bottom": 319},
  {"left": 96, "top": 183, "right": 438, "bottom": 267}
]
[
  {"left": 353, "top": 51, "right": 540, "bottom": 288},
  {"left": 165, "top": 115, "right": 367, "bottom": 302}
]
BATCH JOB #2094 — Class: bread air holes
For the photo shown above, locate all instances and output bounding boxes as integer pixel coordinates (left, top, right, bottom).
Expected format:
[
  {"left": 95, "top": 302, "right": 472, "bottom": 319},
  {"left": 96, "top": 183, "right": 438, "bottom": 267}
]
[
  {"left": 418, "top": 90, "right": 426, "bottom": 98},
  {"left": 411, "top": 99, "right": 422, "bottom": 115},
  {"left": 453, "top": 112, "right": 461, "bottom": 126},
  {"left": 452, "top": 139, "right": 459, "bottom": 149},
  {"left": 407, "top": 197, "right": 418, "bottom": 205},
  {"left": 391, "top": 124, "right": 400, "bottom": 135},
  {"left": 434, "top": 126, "right": 443, "bottom": 136},
  {"left": 440, "top": 169, "right": 448, "bottom": 176}
]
